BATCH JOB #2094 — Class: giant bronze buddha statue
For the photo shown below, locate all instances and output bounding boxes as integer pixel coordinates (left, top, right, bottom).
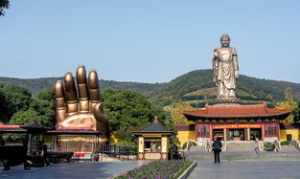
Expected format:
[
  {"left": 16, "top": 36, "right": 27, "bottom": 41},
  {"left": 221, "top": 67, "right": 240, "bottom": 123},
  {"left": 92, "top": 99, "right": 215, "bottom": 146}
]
[{"left": 212, "top": 34, "right": 239, "bottom": 102}]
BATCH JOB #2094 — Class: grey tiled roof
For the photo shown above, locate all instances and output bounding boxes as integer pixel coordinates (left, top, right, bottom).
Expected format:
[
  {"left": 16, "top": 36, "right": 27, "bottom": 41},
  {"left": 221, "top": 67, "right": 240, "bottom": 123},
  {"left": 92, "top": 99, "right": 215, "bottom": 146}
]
[{"left": 142, "top": 120, "right": 166, "bottom": 132}]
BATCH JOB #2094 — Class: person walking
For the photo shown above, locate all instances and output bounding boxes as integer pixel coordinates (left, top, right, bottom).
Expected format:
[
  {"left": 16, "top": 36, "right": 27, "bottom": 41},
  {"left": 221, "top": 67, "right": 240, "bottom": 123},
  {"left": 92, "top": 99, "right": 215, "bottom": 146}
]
[
  {"left": 254, "top": 137, "right": 260, "bottom": 154},
  {"left": 274, "top": 139, "right": 281, "bottom": 152},
  {"left": 206, "top": 140, "right": 212, "bottom": 152},
  {"left": 212, "top": 137, "right": 222, "bottom": 164},
  {"left": 42, "top": 144, "right": 50, "bottom": 166}
]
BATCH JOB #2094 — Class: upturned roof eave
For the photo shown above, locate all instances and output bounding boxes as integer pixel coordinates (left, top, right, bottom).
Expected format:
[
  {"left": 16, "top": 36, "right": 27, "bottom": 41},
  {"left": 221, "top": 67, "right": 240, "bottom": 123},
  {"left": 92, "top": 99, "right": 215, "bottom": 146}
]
[
  {"left": 132, "top": 130, "right": 175, "bottom": 135},
  {"left": 183, "top": 111, "right": 291, "bottom": 120}
]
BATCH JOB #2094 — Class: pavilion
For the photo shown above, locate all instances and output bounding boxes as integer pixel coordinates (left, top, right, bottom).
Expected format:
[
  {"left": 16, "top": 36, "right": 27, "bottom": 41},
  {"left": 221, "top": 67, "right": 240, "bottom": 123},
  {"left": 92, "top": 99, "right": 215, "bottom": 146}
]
[{"left": 132, "top": 117, "right": 174, "bottom": 160}]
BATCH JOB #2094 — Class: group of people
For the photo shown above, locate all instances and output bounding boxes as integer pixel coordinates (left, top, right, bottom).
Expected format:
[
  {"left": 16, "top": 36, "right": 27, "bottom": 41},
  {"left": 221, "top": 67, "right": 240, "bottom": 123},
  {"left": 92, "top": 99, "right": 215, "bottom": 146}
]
[{"left": 210, "top": 137, "right": 284, "bottom": 164}]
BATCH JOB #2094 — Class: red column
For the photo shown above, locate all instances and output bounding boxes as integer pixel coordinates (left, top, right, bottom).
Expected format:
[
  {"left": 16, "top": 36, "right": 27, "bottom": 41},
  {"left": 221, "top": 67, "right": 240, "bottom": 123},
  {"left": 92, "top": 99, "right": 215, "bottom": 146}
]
[
  {"left": 276, "top": 122, "right": 280, "bottom": 139},
  {"left": 261, "top": 123, "right": 265, "bottom": 140},
  {"left": 195, "top": 123, "right": 199, "bottom": 139},
  {"left": 223, "top": 128, "right": 227, "bottom": 141},
  {"left": 210, "top": 124, "right": 213, "bottom": 141}
]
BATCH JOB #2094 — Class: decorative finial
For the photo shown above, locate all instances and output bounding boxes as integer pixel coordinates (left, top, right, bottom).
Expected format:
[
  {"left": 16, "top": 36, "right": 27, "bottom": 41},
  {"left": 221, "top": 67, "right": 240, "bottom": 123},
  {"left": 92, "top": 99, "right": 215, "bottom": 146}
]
[{"left": 153, "top": 116, "right": 159, "bottom": 123}]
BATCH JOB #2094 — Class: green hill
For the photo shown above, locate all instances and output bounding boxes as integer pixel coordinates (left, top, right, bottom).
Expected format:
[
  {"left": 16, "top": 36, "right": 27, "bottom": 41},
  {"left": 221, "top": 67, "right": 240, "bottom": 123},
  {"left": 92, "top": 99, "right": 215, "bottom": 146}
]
[
  {"left": 0, "top": 77, "right": 164, "bottom": 96},
  {"left": 0, "top": 69, "right": 299, "bottom": 106},
  {"left": 149, "top": 70, "right": 300, "bottom": 106}
]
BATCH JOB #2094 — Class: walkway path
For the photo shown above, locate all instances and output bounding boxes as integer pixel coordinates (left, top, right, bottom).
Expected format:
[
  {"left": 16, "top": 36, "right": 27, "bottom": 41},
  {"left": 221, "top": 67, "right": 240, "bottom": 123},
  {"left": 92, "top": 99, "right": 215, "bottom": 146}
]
[
  {"left": 0, "top": 161, "right": 147, "bottom": 179},
  {"left": 189, "top": 160, "right": 300, "bottom": 179},
  {"left": 187, "top": 150, "right": 300, "bottom": 179}
]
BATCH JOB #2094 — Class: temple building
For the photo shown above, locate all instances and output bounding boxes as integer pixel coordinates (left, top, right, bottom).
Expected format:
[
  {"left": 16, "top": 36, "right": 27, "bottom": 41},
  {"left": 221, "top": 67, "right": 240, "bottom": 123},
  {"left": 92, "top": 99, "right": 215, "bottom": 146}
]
[
  {"left": 176, "top": 34, "right": 293, "bottom": 145},
  {"left": 183, "top": 102, "right": 290, "bottom": 143}
]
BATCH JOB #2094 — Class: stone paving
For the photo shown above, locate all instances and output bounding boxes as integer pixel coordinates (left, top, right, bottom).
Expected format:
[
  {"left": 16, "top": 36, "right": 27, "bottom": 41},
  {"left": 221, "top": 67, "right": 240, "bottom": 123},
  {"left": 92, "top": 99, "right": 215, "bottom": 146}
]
[
  {"left": 189, "top": 160, "right": 300, "bottom": 179},
  {"left": 1, "top": 152, "right": 300, "bottom": 179},
  {"left": 187, "top": 151, "right": 300, "bottom": 179},
  {"left": 0, "top": 161, "right": 146, "bottom": 179}
]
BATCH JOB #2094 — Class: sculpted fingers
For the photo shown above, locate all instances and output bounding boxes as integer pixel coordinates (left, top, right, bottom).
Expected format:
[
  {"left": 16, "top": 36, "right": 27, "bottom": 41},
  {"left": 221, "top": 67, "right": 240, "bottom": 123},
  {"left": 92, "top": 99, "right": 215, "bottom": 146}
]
[
  {"left": 87, "top": 71, "right": 101, "bottom": 101},
  {"left": 54, "top": 80, "right": 66, "bottom": 127},
  {"left": 88, "top": 71, "right": 101, "bottom": 114},
  {"left": 94, "top": 103, "right": 104, "bottom": 117},
  {"left": 64, "top": 72, "right": 78, "bottom": 115},
  {"left": 54, "top": 80, "right": 64, "bottom": 109},
  {"left": 88, "top": 70, "right": 108, "bottom": 133},
  {"left": 76, "top": 65, "right": 89, "bottom": 112},
  {"left": 94, "top": 103, "right": 108, "bottom": 134},
  {"left": 76, "top": 66, "right": 88, "bottom": 98}
]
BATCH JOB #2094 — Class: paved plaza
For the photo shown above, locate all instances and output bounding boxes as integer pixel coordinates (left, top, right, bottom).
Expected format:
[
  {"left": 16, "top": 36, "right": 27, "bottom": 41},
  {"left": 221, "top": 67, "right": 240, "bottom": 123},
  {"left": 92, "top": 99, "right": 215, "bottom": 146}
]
[
  {"left": 189, "top": 160, "right": 300, "bottom": 179},
  {"left": 0, "top": 161, "right": 146, "bottom": 179},
  {"left": 187, "top": 151, "right": 300, "bottom": 179},
  {"left": 1, "top": 152, "right": 300, "bottom": 179}
]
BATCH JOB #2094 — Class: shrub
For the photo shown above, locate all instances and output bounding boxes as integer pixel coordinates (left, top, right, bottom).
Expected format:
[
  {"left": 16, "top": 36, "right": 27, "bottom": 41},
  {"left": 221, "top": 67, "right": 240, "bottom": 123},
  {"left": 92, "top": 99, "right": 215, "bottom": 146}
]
[
  {"left": 115, "top": 160, "right": 192, "bottom": 179},
  {"left": 280, "top": 140, "right": 290, "bottom": 145},
  {"left": 264, "top": 142, "right": 274, "bottom": 151}
]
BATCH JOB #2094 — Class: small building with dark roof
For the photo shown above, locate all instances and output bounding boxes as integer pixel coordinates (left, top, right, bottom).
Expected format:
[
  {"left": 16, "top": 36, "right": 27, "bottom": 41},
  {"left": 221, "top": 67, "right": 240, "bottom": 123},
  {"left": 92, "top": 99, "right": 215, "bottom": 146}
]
[{"left": 132, "top": 117, "right": 174, "bottom": 160}]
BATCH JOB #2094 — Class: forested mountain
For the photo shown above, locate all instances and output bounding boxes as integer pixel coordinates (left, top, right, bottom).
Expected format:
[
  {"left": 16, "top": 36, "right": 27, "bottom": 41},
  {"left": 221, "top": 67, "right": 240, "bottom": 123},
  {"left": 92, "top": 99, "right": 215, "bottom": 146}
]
[
  {"left": 0, "top": 69, "right": 299, "bottom": 107},
  {"left": 149, "top": 70, "right": 300, "bottom": 106},
  {"left": 0, "top": 77, "right": 164, "bottom": 96}
]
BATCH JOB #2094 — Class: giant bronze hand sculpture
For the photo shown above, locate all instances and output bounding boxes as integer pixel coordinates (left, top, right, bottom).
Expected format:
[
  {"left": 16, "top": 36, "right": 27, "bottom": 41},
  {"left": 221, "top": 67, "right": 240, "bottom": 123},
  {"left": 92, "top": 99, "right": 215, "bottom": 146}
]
[{"left": 54, "top": 66, "right": 108, "bottom": 134}]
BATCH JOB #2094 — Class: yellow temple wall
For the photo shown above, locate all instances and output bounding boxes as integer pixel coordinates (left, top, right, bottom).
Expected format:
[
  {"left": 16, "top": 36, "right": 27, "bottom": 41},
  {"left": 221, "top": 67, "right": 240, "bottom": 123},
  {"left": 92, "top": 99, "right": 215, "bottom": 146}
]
[
  {"left": 177, "top": 130, "right": 196, "bottom": 147},
  {"left": 280, "top": 129, "right": 300, "bottom": 141}
]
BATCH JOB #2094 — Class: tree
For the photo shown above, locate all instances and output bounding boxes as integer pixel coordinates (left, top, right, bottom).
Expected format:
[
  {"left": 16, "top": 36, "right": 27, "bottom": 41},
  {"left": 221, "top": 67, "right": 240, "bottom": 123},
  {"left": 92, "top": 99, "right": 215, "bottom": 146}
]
[
  {"left": 0, "top": 0, "right": 9, "bottom": 16},
  {"left": 277, "top": 87, "right": 298, "bottom": 125},
  {"left": 30, "top": 88, "right": 55, "bottom": 127},
  {"left": 8, "top": 87, "right": 54, "bottom": 127},
  {"left": 102, "top": 89, "right": 172, "bottom": 144},
  {"left": 9, "top": 108, "right": 43, "bottom": 125},
  {"left": 295, "top": 103, "right": 300, "bottom": 123},
  {"left": 165, "top": 102, "right": 195, "bottom": 125},
  {"left": 0, "top": 90, "right": 6, "bottom": 122},
  {"left": 0, "top": 83, "right": 54, "bottom": 127},
  {"left": 0, "top": 83, "right": 32, "bottom": 123}
]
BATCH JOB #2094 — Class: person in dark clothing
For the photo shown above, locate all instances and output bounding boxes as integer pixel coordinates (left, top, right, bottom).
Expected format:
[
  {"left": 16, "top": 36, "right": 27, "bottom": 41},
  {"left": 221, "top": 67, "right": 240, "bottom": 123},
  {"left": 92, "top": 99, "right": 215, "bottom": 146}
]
[
  {"left": 0, "top": 136, "right": 5, "bottom": 146},
  {"left": 212, "top": 137, "right": 222, "bottom": 164},
  {"left": 42, "top": 144, "right": 50, "bottom": 166}
]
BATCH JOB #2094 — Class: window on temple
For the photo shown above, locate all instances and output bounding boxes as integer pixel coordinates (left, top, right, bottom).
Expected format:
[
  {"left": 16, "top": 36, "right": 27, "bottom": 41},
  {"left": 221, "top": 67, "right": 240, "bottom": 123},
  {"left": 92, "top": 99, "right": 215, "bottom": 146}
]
[
  {"left": 264, "top": 123, "right": 278, "bottom": 137},
  {"left": 198, "top": 125, "right": 210, "bottom": 138}
]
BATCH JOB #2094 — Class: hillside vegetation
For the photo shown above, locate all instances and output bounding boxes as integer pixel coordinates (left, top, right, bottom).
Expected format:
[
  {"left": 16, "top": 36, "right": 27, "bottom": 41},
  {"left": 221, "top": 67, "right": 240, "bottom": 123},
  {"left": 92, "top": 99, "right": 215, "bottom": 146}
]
[
  {"left": 1, "top": 69, "right": 299, "bottom": 107},
  {"left": 145, "top": 70, "right": 300, "bottom": 106}
]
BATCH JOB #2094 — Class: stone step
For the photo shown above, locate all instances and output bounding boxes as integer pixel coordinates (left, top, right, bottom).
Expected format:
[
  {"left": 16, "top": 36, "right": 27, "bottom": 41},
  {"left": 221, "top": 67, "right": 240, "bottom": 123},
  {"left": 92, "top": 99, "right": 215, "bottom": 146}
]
[
  {"left": 189, "top": 142, "right": 257, "bottom": 152},
  {"left": 225, "top": 142, "right": 256, "bottom": 152},
  {"left": 280, "top": 145, "right": 299, "bottom": 153}
]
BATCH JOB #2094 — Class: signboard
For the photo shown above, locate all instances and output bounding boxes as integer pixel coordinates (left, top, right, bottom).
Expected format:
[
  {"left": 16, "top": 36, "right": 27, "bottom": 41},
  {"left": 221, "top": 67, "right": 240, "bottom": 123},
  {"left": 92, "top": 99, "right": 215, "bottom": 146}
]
[{"left": 212, "top": 124, "right": 262, "bottom": 129}]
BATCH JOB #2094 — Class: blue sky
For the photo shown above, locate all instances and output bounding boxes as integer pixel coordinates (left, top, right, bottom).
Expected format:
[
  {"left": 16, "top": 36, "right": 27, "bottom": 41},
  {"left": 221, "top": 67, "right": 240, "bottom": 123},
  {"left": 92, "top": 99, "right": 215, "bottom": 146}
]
[{"left": 0, "top": 0, "right": 299, "bottom": 83}]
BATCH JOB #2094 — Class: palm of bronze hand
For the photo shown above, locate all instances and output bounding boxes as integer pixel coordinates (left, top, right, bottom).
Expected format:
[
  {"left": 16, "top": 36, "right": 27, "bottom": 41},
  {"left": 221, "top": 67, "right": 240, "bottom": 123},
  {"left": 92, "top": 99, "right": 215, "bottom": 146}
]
[{"left": 54, "top": 66, "right": 107, "bottom": 132}]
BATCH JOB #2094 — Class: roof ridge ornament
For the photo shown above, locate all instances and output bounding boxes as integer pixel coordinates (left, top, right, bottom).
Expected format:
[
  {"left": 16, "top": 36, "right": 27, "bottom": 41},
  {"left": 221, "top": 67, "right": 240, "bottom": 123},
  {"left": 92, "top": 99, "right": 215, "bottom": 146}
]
[{"left": 153, "top": 116, "right": 159, "bottom": 124}]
